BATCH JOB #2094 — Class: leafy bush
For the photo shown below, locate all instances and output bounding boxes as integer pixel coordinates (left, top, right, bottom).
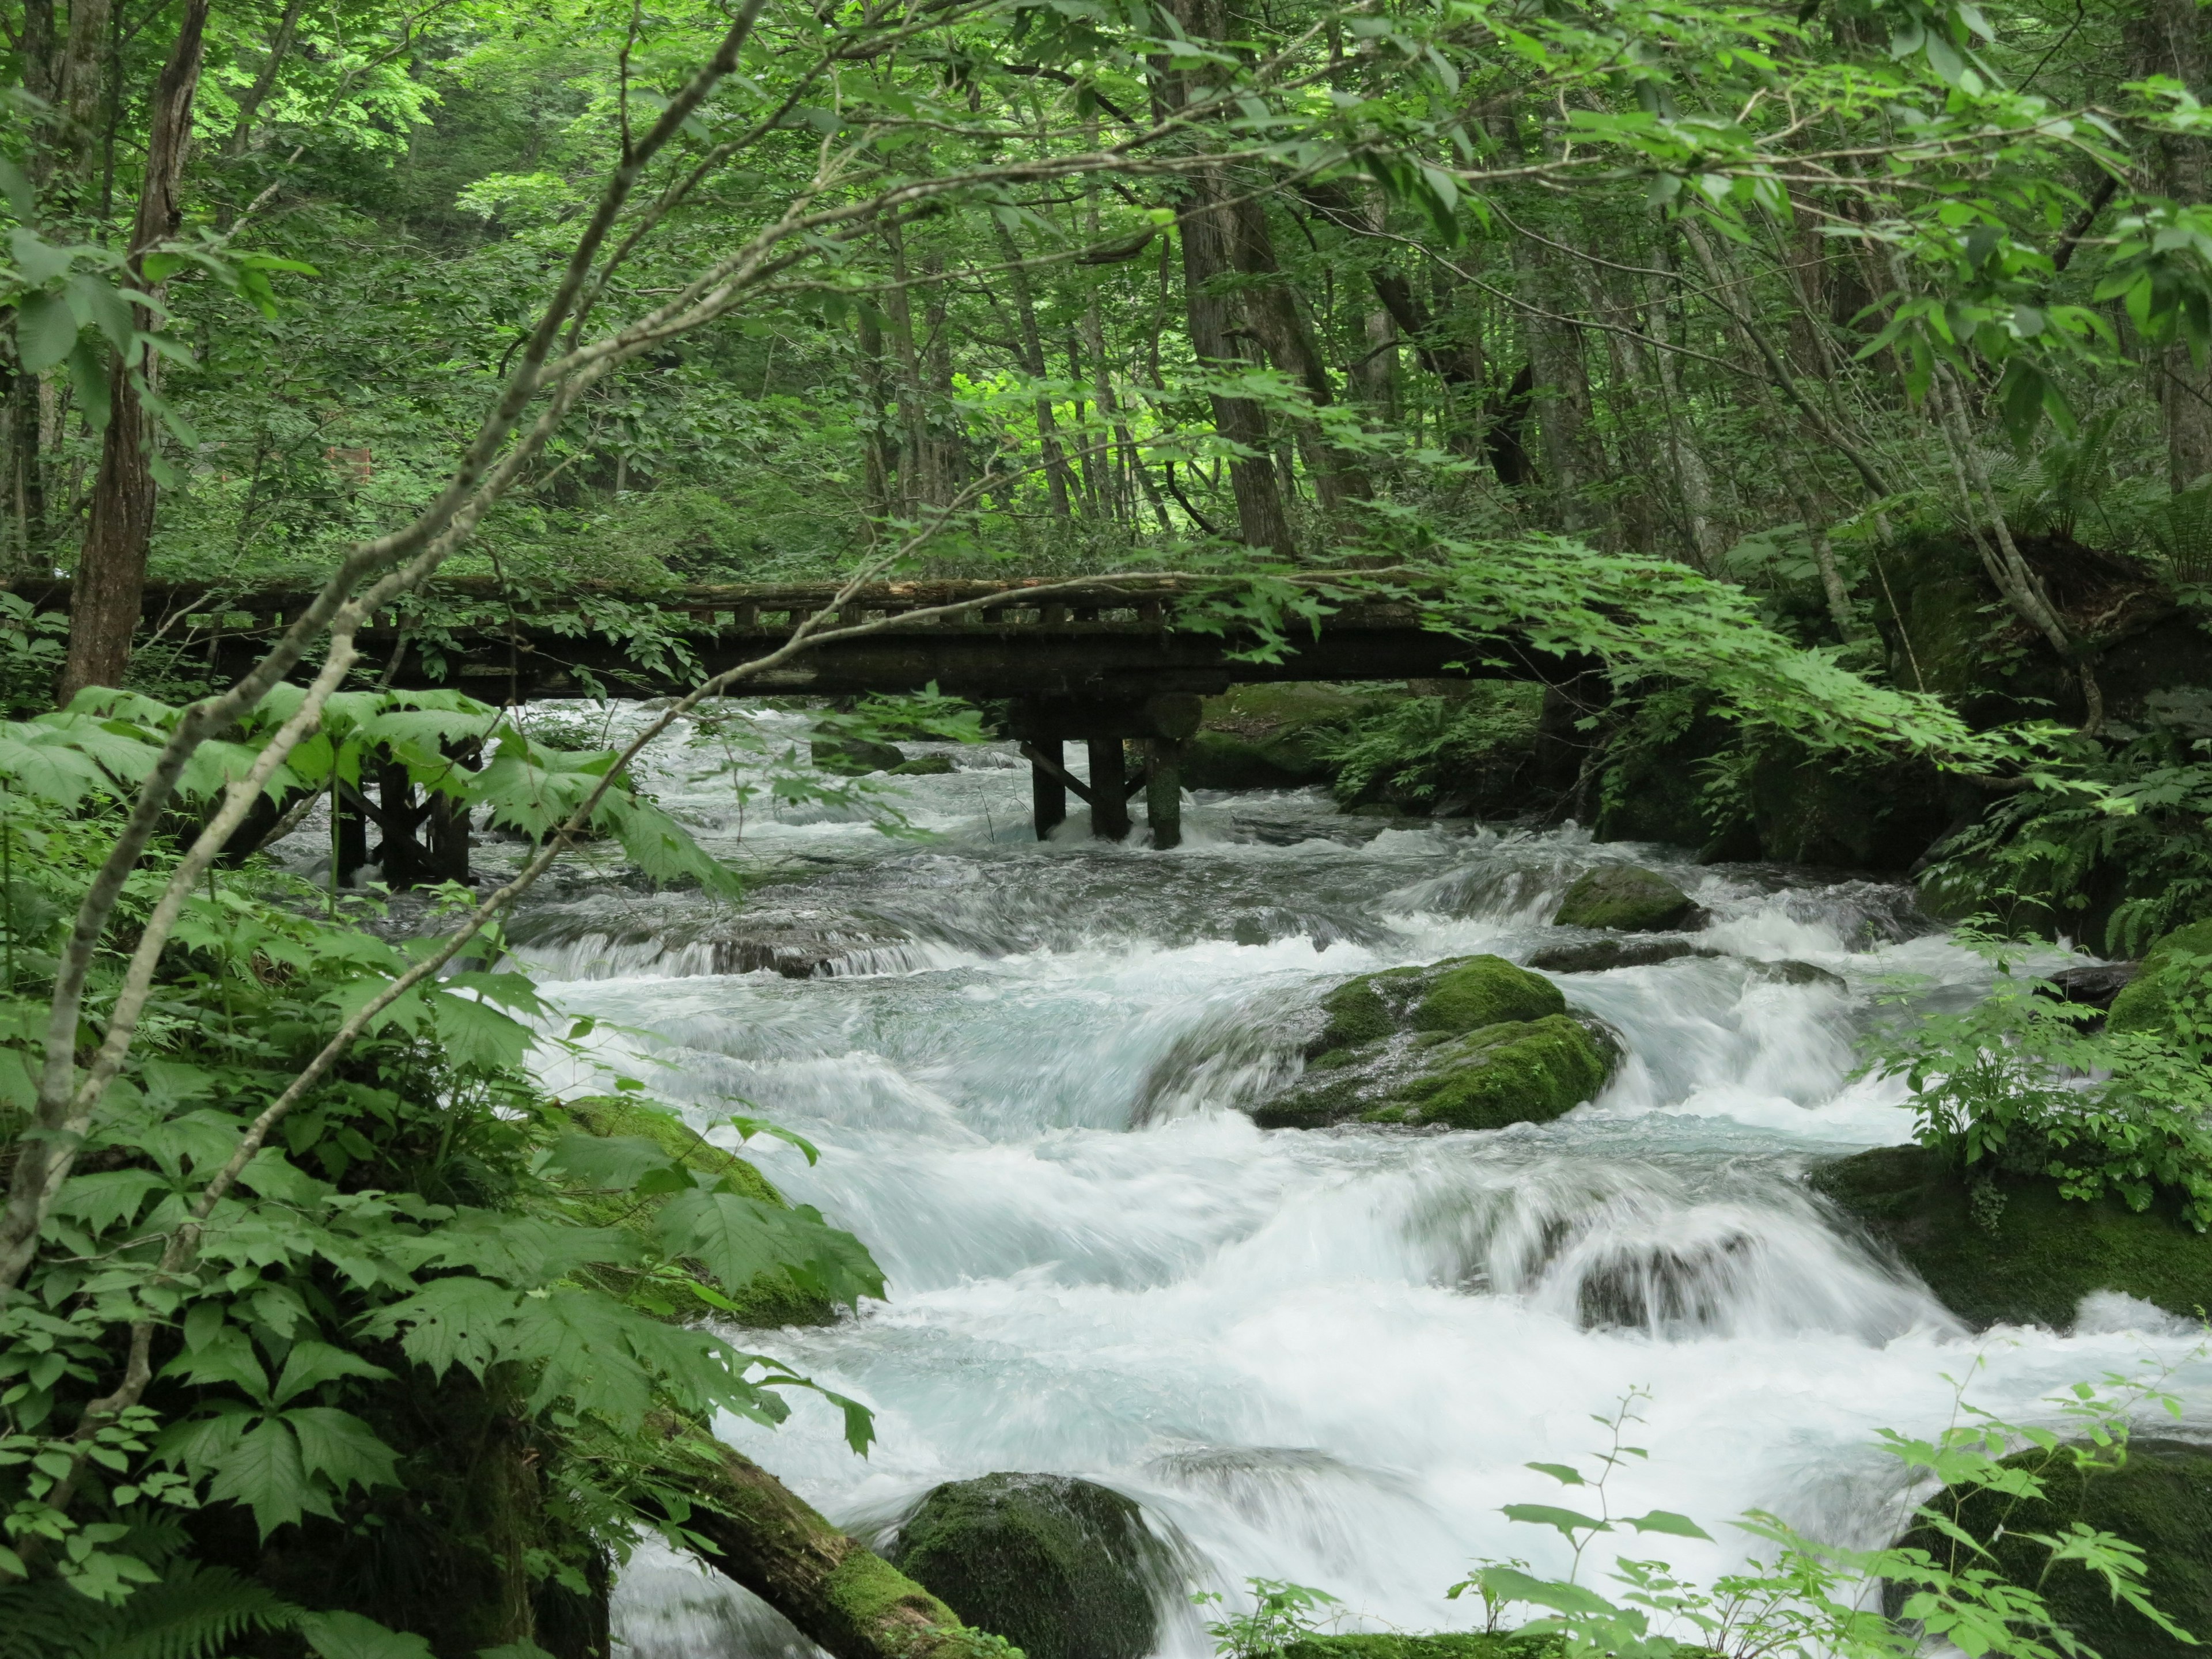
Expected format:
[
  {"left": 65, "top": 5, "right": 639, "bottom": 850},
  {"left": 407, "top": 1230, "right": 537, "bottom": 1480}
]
[
  {"left": 1459, "top": 1373, "right": 2196, "bottom": 1658},
  {"left": 1317, "top": 687, "right": 1543, "bottom": 806},
  {"left": 1859, "top": 952, "right": 2212, "bottom": 1230}
]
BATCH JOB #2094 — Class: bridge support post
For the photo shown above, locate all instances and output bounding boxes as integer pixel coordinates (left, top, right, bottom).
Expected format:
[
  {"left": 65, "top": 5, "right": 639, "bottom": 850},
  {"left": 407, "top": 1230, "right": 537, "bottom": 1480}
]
[
  {"left": 1145, "top": 736, "right": 1186, "bottom": 850},
  {"left": 1029, "top": 738, "right": 1066, "bottom": 841},
  {"left": 1086, "top": 738, "right": 1130, "bottom": 841}
]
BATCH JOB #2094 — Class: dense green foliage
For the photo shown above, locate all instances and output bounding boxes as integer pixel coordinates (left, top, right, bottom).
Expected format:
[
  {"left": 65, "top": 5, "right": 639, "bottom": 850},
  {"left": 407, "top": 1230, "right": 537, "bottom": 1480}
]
[{"left": 9, "top": 0, "right": 2212, "bottom": 1646}]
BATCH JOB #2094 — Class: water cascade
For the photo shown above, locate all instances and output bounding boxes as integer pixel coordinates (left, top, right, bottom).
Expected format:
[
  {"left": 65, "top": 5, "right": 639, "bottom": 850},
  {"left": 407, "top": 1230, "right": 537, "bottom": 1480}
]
[{"left": 484, "top": 707, "right": 2210, "bottom": 1656}]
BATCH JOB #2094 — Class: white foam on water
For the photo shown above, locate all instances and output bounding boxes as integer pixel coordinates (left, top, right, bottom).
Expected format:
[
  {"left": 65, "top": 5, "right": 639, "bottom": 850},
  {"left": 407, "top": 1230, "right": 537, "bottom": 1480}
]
[{"left": 502, "top": 710, "right": 2212, "bottom": 1656}]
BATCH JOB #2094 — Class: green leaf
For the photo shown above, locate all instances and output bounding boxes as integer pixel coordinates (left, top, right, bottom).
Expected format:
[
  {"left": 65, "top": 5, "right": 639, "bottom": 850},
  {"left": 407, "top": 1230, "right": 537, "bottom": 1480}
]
[
  {"left": 271, "top": 1342, "right": 395, "bottom": 1406},
  {"left": 66, "top": 271, "right": 137, "bottom": 353},
  {"left": 1501, "top": 1502, "right": 1613, "bottom": 1539},
  {"left": 206, "top": 1419, "right": 312, "bottom": 1539},
  {"left": 430, "top": 989, "right": 534, "bottom": 1072},
  {"left": 653, "top": 1188, "right": 886, "bottom": 1307},
  {"left": 300, "top": 1611, "right": 437, "bottom": 1659},
  {"left": 0, "top": 158, "right": 33, "bottom": 219},
  {"left": 283, "top": 1407, "right": 400, "bottom": 1495},
  {"left": 366, "top": 1276, "right": 522, "bottom": 1380},
  {"left": 1620, "top": 1508, "right": 1714, "bottom": 1540},
  {"left": 1525, "top": 1461, "right": 1586, "bottom": 1486},
  {"left": 14, "top": 291, "right": 79, "bottom": 374},
  {"left": 67, "top": 336, "right": 111, "bottom": 432},
  {"left": 1471, "top": 1565, "right": 1619, "bottom": 1617},
  {"left": 545, "top": 1132, "right": 690, "bottom": 1191}
]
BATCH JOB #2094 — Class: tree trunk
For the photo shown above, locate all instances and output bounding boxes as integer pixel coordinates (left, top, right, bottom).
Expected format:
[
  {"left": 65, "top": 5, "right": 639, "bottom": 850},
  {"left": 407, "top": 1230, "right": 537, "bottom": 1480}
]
[
  {"left": 225, "top": 0, "right": 308, "bottom": 157},
  {"left": 2130, "top": 0, "right": 2212, "bottom": 487},
  {"left": 44, "top": 0, "right": 111, "bottom": 206},
  {"left": 1157, "top": 0, "right": 1297, "bottom": 555},
  {"left": 1510, "top": 231, "right": 1607, "bottom": 537},
  {"left": 1226, "top": 195, "right": 1372, "bottom": 513},
  {"left": 60, "top": 0, "right": 213, "bottom": 703},
  {"left": 641, "top": 1418, "right": 986, "bottom": 1659},
  {"left": 855, "top": 308, "right": 896, "bottom": 533},
  {"left": 880, "top": 221, "right": 933, "bottom": 517},
  {"left": 992, "top": 221, "right": 1075, "bottom": 520}
]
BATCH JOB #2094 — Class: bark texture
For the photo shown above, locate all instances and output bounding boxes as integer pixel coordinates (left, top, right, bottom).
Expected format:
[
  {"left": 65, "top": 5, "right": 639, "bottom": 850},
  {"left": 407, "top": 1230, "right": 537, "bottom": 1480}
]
[
  {"left": 643, "top": 1417, "right": 986, "bottom": 1659},
  {"left": 2129, "top": 0, "right": 2212, "bottom": 488},
  {"left": 61, "top": 0, "right": 214, "bottom": 702}
]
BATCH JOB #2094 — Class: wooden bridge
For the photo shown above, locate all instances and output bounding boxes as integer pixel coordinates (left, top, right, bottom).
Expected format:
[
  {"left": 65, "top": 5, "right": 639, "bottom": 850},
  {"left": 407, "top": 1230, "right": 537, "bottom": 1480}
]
[{"left": 36, "top": 574, "right": 1589, "bottom": 859}]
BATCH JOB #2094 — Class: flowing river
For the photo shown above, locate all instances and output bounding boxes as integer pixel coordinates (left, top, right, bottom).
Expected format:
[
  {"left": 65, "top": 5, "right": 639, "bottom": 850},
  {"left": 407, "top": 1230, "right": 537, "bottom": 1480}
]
[{"left": 469, "top": 707, "right": 2209, "bottom": 1657}]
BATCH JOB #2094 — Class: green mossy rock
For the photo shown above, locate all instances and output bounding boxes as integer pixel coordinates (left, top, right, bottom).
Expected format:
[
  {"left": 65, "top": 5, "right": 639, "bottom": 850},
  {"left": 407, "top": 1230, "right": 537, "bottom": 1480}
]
[
  {"left": 812, "top": 735, "right": 906, "bottom": 774},
  {"left": 1286, "top": 1637, "right": 1563, "bottom": 1659},
  {"left": 1809, "top": 1145, "right": 2212, "bottom": 1330},
  {"left": 557, "top": 1096, "right": 835, "bottom": 1328},
  {"left": 1414, "top": 957, "right": 1567, "bottom": 1033},
  {"left": 1370, "top": 1015, "right": 1616, "bottom": 1132},
  {"left": 1183, "top": 684, "right": 1380, "bottom": 791},
  {"left": 1257, "top": 956, "right": 1616, "bottom": 1131},
  {"left": 887, "top": 753, "right": 956, "bottom": 776},
  {"left": 2108, "top": 919, "right": 2212, "bottom": 1039},
  {"left": 889, "top": 1474, "right": 1160, "bottom": 1659},
  {"left": 1552, "top": 866, "right": 1698, "bottom": 933},
  {"left": 1895, "top": 1440, "right": 2212, "bottom": 1659}
]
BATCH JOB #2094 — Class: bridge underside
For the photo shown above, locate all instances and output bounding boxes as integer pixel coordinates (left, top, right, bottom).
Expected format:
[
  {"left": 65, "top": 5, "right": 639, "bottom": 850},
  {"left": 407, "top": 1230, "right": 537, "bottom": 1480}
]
[{"left": 50, "top": 577, "right": 1596, "bottom": 861}]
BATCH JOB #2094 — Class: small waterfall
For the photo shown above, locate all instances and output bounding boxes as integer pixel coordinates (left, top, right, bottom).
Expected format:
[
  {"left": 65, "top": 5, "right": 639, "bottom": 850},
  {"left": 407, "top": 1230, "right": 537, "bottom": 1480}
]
[{"left": 499, "top": 706, "right": 2211, "bottom": 1653}]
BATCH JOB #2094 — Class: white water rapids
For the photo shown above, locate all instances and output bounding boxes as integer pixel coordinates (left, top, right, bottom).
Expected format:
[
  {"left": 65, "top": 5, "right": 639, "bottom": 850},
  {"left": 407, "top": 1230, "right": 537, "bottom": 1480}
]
[{"left": 468, "top": 707, "right": 2209, "bottom": 1656}]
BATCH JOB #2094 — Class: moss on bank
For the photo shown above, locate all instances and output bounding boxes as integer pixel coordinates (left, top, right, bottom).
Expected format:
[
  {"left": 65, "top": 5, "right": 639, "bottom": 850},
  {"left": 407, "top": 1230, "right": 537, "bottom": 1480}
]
[
  {"left": 1183, "top": 684, "right": 1380, "bottom": 791},
  {"left": 1286, "top": 1637, "right": 1563, "bottom": 1659},
  {"left": 1809, "top": 1144, "right": 2212, "bottom": 1330},
  {"left": 890, "top": 1474, "right": 1159, "bottom": 1659},
  {"left": 1896, "top": 1438, "right": 2212, "bottom": 1659},
  {"left": 557, "top": 1095, "right": 836, "bottom": 1327},
  {"left": 1256, "top": 956, "right": 1616, "bottom": 1131},
  {"left": 2107, "top": 919, "right": 2212, "bottom": 1039}
]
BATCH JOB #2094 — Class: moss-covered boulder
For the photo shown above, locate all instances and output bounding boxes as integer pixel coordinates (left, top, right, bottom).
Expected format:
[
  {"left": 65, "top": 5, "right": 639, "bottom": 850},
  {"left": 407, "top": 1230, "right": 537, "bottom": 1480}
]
[
  {"left": 556, "top": 1096, "right": 836, "bottom": 1327},
  {"left": 2107, "top": 919, "right": 2212, "bottom": 1039},
  {"left": 1182, "top": 684, "right": 1377, "bottom": 790},
  {"left": 1529, "top": 938, "right": 1710, "bottom": 973},
  {"left": 812, "top": 734, "right": 906, "bottom": 774},
  {"left": 889, "top": 1474, "right": 1160, "bottom": 1659},
  {"left": 1552, "top": 866, "right": 1698, "bottom": 932},
  {"left": 1286, "top": 1637, "right": 1562, "bottom": 1659},
  {"left": 1893, "top": 1439, "right": 2212, "bottom": 1659},
  {"left": 1256, "top": 955, "right": 1617, "bottom": 1131},
  {"left": 887, "top": 753, "right": 956, "bottom": 776},
  {"left": 1809, "top": 1145, "right": 2212, "bottom": 1330}
]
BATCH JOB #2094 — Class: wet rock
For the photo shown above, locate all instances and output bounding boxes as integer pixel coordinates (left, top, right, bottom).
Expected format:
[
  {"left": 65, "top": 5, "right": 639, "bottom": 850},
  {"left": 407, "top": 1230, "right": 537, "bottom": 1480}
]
[
  {"left": 1746, "top": 958, "right": 1847, "bottom": 991},
  {"left": 1551, "top": 865, "right": 1698, "bottom": 932},
  {"left": 2108, "top": 920, "right": 2212, "bottom": 1039},
  {"left": 1347, "top": 801, "right": 1408, "bottom": 818},
  {"left": 1808, "top": 1144, "right": 2212, "bottom": 1330},
  {"left": 810, "top": 735, "right": 906, "bottom": 775},
  {"left": 886, "top": 753, "right": 956, "bottom": 776},
  {"left": 1527, "top": 937, "right": 1709, "bottom": 973},
  {"left": 1256, "top": 955, "right": 1616, "bottom": 1132},
  {"left": 2041, "top": 961, "right": 2139, "bottom": 1011},
  {"left": 889, "top": 1474, "right": 1160, "bottom": 1659},
  {"left": 1892, "top": 1438, "right": 2212, "bottom": 1659}
]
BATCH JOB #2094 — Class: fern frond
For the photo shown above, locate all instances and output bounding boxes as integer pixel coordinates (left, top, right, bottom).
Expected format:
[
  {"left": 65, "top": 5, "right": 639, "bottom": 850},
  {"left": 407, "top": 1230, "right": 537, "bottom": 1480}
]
[{"left": 92, "top": 1563, "right": 299, "bottom": 1659}]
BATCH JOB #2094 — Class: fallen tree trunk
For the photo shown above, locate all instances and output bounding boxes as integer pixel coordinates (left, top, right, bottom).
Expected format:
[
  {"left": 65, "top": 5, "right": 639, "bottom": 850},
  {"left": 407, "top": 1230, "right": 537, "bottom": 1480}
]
[{"left": 641, "top": 1416, "right": 987, "bottom": 1659}]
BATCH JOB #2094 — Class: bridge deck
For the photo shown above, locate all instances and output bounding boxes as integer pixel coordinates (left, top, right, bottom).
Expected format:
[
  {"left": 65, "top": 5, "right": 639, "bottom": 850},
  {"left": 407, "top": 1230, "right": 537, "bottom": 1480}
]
[{"left": 30, "top": 575, "right": 1582, "bottom": 702}]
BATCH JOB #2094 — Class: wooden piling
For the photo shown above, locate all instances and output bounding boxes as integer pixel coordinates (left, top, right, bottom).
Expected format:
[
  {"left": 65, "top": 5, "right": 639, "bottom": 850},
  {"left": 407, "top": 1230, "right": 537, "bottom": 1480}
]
[
  {"left": 1145, "top": 736, "right": 1186, "bottom": 850},
  {"left": 1031, "top": 739, "right": 1067, "bottom": 840},
  {"left": 1087, "top": 737, "right": 1130, "bottom": 840}
]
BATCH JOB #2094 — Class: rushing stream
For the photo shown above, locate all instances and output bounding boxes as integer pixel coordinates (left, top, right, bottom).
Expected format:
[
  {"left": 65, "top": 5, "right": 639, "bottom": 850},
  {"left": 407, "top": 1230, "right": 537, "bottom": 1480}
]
[{"left": 442, "top": 706, "right": 2209, "bottom": 1656}]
